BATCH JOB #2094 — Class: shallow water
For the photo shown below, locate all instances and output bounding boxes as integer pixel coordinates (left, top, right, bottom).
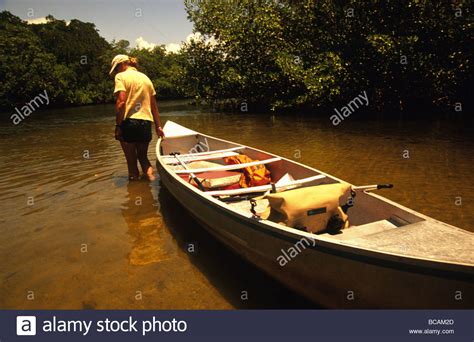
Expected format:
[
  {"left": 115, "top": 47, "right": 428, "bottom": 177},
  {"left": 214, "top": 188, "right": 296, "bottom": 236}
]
[{"left": 0, "top": 101, "right": 472, "bottom": 309}]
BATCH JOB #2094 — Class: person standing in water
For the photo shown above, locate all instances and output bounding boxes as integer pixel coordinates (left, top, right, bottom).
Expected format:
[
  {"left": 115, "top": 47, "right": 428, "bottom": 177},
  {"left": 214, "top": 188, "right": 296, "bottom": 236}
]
[{"left": 109, "top": 54, "right": 165, "bottom": 180}]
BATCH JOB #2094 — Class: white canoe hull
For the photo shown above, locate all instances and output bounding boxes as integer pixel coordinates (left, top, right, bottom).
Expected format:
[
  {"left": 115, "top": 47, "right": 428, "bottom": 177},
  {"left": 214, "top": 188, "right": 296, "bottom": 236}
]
[
  {"left": 156, "top": 122, "right": 473, "bottom": 308},
  {"left": 158, "top": 163, "right": 472, "bottom": 308}
]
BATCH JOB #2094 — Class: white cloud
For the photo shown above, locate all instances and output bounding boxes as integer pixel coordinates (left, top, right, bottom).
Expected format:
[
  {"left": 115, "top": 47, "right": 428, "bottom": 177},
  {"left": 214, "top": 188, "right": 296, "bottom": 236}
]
[
  {"left": 186, "top": 32, "right": 203, "bottom": 43},
  {"left": 186, "top": 32, "right": 218, "bottom": 47},
  {"left": 164, "top": 43, "right": 181, "bottom": 54},
  {"left": 26, "top": 17, "right": 48, "bottom": 25},
  {"left": 135, "top": 36, "right": 183, "bottom": 54},
  {"left": 135, "top": 36, "right": 157, "bottom": 51},
  {"left": 26, "top": 17, "right": 70, "bottom": 25},
  {"left": 134, "top": 32, "right": 217, "bottom": 54}
]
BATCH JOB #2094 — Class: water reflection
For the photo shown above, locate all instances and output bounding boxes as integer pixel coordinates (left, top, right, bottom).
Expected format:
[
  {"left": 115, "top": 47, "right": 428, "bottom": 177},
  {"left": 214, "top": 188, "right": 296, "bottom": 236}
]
[
  {"left": 158, "top": 186, "right": 314, "bottom": 309},
  {"left": 118, "top": 179, "right": 314, "bottom": 308},
  {"left": 121, "top": 180, "right": 175, "bottom": 266}
]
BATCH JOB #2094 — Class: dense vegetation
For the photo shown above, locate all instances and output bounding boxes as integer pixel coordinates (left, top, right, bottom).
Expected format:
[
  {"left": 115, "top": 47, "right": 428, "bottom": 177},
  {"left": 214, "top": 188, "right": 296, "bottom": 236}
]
[
  {"left": 183, "top": 0, "right": 472, "bottom": 112},
  {"left": 0, "top": 11, "right": 185, "bottom": 110},
  {"left": 1, "top": 1, "right": 472, "bottom": 114}
]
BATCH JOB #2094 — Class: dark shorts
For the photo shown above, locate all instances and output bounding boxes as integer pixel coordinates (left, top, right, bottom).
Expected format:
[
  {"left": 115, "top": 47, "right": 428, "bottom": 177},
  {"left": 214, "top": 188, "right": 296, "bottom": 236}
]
[{"left": 121, "top": 119, "right": 152, "bottom": 143}]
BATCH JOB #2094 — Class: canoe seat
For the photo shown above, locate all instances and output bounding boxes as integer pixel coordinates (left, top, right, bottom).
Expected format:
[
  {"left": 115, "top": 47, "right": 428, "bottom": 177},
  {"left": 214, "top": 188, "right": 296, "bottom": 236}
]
[
  {"left": 180, "top": 170, "right": 242, "bottom": 190},
  {"left": 192, "top": 171, "right": 241, "bottom": 189},
  {"left": 170, "top": 160, "right": 224, "bottom": 171}
]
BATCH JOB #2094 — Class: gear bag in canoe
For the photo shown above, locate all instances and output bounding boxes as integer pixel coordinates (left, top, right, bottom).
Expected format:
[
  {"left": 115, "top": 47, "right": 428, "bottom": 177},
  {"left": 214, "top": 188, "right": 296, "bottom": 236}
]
[{"left": 223, "top": 154, "right": 272, "bottom": 188}]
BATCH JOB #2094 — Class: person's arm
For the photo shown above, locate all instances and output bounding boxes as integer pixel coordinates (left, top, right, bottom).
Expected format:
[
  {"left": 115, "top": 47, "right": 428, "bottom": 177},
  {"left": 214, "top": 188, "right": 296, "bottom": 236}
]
[
  {"left": 115, "top": 91, "right": 127, "bottom": 140},
  {"left": 151, "top": 96, "right": 165, "bottom": 138}
]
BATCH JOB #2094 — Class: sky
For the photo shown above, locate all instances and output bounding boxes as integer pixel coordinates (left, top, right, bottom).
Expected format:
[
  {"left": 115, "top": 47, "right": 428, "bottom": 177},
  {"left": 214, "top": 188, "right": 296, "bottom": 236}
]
[{"left": 1, "top": 0, "right": 195, "bottom": 52}]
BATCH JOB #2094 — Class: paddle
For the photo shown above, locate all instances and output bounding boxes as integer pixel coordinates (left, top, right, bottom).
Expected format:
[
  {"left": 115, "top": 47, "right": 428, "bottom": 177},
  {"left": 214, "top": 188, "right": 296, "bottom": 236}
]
[
  {"left": 169, "top": 152, "right": 206, "bottom": 191},
  {"left": 351, "top": 184, "right": 393, "bottom": 192}
]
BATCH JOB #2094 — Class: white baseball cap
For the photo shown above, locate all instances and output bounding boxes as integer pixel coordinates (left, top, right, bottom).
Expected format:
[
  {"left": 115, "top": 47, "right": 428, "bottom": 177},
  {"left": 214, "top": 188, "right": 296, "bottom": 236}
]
[{"left": 109, "top": 54, "right": 130, "bottom": 75}]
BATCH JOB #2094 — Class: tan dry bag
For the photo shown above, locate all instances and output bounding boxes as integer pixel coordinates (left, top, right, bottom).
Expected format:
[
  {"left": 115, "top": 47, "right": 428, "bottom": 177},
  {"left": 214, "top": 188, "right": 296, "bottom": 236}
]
[{"left": 264, "top": 183, "right": 351, "bottom": 233}]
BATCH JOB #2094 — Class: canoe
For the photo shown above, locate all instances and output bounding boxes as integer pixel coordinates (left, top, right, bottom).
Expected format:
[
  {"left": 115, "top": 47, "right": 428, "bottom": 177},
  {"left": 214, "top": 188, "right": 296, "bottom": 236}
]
[{"left": 156, "top": 121, "right": 473, "bottom": 308}]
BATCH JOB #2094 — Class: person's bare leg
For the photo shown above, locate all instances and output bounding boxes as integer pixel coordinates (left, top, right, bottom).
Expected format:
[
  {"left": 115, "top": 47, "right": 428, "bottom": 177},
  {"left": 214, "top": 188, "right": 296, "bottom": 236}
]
[
  {"left": 136, "top": 141, "right": 155, "bottom": 181},
  {"left": 120, "top": 141, "right": 140, "bottom": 180}
]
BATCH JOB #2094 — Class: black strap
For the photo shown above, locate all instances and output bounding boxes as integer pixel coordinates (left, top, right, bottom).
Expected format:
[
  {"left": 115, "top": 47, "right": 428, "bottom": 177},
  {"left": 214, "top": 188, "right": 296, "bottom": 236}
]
[
  {"left": 250, "top": 199, "right": 257, "bottom": 216},
  {"left": 271, "top": 183, "right": 276, "bottom": 193}
]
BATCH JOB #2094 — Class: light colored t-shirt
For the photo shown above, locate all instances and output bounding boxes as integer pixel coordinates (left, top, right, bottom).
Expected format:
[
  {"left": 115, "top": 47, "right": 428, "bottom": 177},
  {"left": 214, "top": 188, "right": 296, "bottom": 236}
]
[{"left": 113, "top": 67, "right": 156, "bottom": 122}]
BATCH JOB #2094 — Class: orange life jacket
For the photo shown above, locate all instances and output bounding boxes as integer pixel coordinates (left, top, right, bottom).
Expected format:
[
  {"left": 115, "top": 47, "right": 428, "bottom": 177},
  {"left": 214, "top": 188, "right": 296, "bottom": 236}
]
[{"left": 223, "top": 155, "right": 272, "bottom": 188}]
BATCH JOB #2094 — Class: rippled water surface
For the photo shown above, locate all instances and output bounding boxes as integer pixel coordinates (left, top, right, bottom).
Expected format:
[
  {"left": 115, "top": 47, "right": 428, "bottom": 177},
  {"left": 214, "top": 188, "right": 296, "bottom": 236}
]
[{"left": 0, "top": 101, "right": 472, "bottom": 309}]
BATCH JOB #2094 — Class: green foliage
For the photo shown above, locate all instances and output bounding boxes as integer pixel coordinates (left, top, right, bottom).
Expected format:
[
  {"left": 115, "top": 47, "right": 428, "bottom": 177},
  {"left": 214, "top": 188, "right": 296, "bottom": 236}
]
[
  {"left": 0, "top": 11, "right": 186, "bottom": 110},
  {"left": 183, "top": 0, "right": 472, "bottom": 112},
  {"left": 130, "top": 47, "right": 186, "bottom": 99},
  {"left": 0, "top": 12, "right": 59, "bottom": 107},
  {"left": 1, "top": 3, "right": 470, "bottom": 114}
]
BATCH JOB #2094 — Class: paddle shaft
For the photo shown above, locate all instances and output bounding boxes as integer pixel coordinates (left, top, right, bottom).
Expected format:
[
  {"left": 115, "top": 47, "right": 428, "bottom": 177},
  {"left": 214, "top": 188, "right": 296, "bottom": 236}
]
[
  {"left": 352, "top": 184, "right": 393, "bottom": 191},
  {"left": 170, "top": 153, "right": 206, "bottom": 191}
]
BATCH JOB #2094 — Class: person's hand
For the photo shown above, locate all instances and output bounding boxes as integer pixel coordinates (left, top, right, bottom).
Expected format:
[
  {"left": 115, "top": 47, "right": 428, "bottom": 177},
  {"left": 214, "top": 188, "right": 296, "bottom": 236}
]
[
  {"left": 156, "top": 125, "right": 165, "bottom": 138},
  {"left": 115, "top": 125, "right": 123, "bottom": 141}
]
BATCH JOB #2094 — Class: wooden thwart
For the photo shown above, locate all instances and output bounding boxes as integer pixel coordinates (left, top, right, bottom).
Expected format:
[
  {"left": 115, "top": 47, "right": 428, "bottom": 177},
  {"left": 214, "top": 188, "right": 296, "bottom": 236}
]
[
  {"left": 206, "top": 174, "right": 326, "bottom": 196},
  {"left": 162, "top": 146, "right": 245, "bottom": 159},
  {"left": 163, "top": 151, "right": 240, "bottom": 165},
  {"left": 174, "top": 157, "right": 282, "bottom": 174}
]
